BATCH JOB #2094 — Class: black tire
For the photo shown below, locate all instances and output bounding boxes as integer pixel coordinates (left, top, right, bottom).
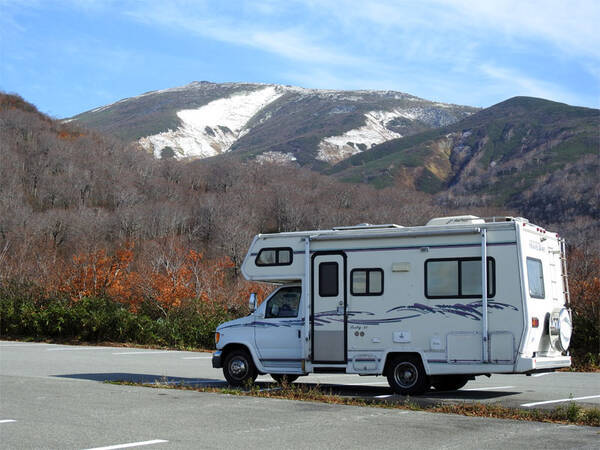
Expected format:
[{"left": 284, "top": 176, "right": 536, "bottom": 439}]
[
  {"left": 271, "top": 374, "right": 300, "bottom": 384},
  {"left": 431, "top": 375, "right": 469, "bottom": 391},
  {"left": 223, "top": 349, "right": 258, "bottom": 387},
  {"left": 386, "top": 355, "right": 430, "bottom": 395}
]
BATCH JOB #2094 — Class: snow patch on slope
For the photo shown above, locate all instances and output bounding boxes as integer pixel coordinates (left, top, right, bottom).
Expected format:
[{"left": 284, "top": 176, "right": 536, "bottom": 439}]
[
  {"left": 139, "top": 87, "right": 283, "bottom": 159},
  {"left": 316, "top": 110, "right": 405, "bottom": 164},
  {"left": 316, "top": 106, "right": 458, "bottom": 164},
  {"left": 254, "top": 151, "right": 298, "bottom": 165}
]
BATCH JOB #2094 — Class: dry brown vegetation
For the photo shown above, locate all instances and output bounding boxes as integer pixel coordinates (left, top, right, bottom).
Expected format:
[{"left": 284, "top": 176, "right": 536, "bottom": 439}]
[{"left": 0, "top": 92, "right": 597, "bottom": 366}]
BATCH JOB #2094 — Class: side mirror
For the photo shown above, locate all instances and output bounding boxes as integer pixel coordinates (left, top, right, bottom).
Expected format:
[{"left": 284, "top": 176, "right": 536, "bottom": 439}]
[{"left": 249, "top": 293, "right": 257, "bottom": 312}]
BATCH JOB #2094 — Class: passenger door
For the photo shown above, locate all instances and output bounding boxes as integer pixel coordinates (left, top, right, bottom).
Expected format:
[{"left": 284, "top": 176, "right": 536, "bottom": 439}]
[
  {"left": 254, "top": 286, "right": 303, "bottom": 370},
  {"left": 311, "top": 253, "right": 346, "bottom": 363}
]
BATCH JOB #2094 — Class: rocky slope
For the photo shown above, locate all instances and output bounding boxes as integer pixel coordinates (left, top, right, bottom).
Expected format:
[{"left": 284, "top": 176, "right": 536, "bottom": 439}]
[{"left": 328, "top": 96, "right": 599, "bottom": 225}]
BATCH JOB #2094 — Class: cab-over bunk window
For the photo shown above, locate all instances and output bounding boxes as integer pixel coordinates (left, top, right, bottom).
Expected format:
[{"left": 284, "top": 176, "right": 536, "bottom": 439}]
[
  {"left": 425, "top": 257, "right": 495, "bottom": 299},
  {"left": 255, "top": 247, "right": 293, "bottom": 266}
]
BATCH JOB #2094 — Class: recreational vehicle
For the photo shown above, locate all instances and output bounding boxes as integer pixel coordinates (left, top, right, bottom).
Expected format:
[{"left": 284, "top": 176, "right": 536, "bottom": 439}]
[{"left": 212, "top": 216, "right": 572, "bottom": 394}]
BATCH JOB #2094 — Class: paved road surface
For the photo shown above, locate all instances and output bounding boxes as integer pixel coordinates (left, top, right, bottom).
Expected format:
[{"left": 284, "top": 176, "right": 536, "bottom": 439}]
[{"left": 1, "top": 341, "right": 599, "bottom": 449}]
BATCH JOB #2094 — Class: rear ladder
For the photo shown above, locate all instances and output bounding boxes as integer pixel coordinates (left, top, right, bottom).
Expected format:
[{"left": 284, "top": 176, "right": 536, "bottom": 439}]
[{"left": 559, "top": 238, "right": 571, "bottom": 307}]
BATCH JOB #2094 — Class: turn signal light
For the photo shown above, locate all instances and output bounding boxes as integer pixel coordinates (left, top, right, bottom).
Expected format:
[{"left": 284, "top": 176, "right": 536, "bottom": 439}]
[
  {"left": 532, "top": 317, "right": 539, "bottom": 328},
  {"left": 215, "top": 332, "right": 220, "bottom": 344}
]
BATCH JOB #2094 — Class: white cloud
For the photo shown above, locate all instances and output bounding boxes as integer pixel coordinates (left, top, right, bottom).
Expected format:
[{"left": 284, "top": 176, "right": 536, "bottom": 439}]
[
  {"left": 124, "top": 3, "right": 365, "bottom": 67},
  {"left": 443, "top": 0, "right": 600, "bottom": 60},
  {"left": 313, "top": 0, "right": 600, "bottom": 60}
]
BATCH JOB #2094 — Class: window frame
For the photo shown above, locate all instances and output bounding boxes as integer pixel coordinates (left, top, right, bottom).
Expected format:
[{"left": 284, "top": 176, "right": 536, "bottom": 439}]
[
  {"left": 264, "top": 286, "right": 302, "bottom": 319},
  {"left": 424, "top": 257, "right": 496, "bottom": 299},
  {"left": 526, "top": 257, "right": 545, "bottom": 299},
  {"left": 255, "top": 247, "right": 294, "bottom": 267},
  {"left": 350, "top": 268, "right": 384, "bottom": 296},
  {"left": 318, "top": 261, "right": 339, "bottom": 297}
]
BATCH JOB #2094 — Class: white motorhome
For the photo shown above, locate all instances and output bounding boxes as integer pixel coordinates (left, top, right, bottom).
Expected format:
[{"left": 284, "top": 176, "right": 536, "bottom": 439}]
[{"left": 212, "top": 216, "right": 572, "bottom": 394}]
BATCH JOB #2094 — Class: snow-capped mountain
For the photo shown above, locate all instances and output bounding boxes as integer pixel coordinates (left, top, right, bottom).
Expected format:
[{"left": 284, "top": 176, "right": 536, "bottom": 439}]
[
  {"left": 139, "top": 86, "right": 283, "bottom": 158},
  {"left": 68, "top": 81, "right": 478, "bottom": 166}
]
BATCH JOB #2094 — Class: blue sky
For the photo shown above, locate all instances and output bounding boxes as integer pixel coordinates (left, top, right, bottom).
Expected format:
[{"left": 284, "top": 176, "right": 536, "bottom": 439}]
[{"left": 1, "top": 0, "right": 599, "bottom": 118}]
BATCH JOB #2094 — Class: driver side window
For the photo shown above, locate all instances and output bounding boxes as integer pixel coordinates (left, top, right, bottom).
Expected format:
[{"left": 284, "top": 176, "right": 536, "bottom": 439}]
[{"left": 265, "top": 287, "right": 301, "bottom": 318}]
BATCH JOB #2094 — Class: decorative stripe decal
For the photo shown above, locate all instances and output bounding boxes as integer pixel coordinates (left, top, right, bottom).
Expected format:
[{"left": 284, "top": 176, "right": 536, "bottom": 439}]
[
  {"left": 386, "top": 301, "right": 519, "bottom": 321},
  {"left": 220, "top": 301, "right": 518, "bottom": 330}
]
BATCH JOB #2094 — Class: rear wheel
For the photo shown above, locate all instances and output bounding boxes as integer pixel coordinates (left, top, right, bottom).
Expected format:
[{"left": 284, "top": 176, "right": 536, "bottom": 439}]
[
  {"left": 386, "top": 355, "right": 429, "bottom": 395},
  {"left": 223, "top": 349, "right": 257, "bottom": 387},
  {"left": 431, "top": 375, "right": 469, "bottom": 391},
  {"left": 271, "top": 374, "right": 300, "bottom": 384}
]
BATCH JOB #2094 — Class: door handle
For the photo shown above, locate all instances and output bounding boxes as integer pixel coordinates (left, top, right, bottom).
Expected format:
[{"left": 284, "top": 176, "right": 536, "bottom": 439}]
[{"left": 297, "top": 329, "right": 301, "bottom": 338}]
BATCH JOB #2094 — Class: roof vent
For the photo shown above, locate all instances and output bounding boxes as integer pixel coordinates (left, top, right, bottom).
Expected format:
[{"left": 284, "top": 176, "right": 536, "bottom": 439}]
[{"left": 426, "top": 215, "right": 485, "bottom": 226}]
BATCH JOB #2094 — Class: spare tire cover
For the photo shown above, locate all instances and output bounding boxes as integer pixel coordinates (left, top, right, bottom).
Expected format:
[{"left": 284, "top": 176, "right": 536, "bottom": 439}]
[{"left": 558, "top": 308, "right": 572, "bottom": 352}]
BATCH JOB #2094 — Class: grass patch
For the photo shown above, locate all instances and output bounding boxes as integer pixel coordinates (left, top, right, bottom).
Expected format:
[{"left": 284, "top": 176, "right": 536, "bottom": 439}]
[{"left": 109, "top": 380, "right": 600, "bottom": 427}]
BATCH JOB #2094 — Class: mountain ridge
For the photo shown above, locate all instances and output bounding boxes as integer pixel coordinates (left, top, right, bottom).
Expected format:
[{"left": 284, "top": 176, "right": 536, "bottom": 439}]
[
  {"left": 327, "top": 95, "right": 599, "bottom": 225},
  {"left": 69, "top": 81, "right": 478, "bottom": 164}
]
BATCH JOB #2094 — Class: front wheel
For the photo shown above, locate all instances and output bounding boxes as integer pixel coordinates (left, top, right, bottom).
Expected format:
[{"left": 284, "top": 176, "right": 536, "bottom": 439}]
[
  {"left": 386, "top": 355, "right": 429, "bottom": 395},
  {"left": 271, "top": 374, "right": 300, "bottom": 384},
  {"left": 223, "top": 349, "right": 258, "bottom": 387}
]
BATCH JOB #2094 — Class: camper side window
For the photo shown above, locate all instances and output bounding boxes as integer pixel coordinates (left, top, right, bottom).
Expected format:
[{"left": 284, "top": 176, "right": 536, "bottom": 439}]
[
  {"left": 256, "top": 247, "right": 293, "bottom": 266},
  {"left": 425, "top": 258, "right": 495, "bottom": 299},
  {"left": 351, "top": 269, "right": 383, "bottom": 296},
  {"left": 526, "top": 257, "right": 545, "bottom": 299}
]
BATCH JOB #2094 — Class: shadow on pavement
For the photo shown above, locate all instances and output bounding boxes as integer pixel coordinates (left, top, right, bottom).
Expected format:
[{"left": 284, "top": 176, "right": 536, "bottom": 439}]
[
  {"left": 54, "top": 373, "right": 520, "bottom": 407},
  {"left": 292, "top": 381, "right": 520, "bottom": 405},
  {"left": 54, "top": 373, "right": 228, "bottom": 386}
]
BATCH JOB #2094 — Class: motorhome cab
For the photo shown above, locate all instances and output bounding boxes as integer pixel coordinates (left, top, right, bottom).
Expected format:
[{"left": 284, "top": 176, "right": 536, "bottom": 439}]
[{"left": 212, "top": 216, "right": 572, "bottom": 395}]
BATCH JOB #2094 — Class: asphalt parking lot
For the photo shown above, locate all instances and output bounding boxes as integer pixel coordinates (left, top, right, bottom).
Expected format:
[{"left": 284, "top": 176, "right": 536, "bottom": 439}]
[{"left": 1, "top": 341, "right": 599, "bottom": 449}]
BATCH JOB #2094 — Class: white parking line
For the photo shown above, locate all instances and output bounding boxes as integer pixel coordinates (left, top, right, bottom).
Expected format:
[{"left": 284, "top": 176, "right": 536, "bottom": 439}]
[
  {"left": 374, "top": 394, "right": 392, "bottom": 399},
  {"left": 463, "top": 386, "right": 515, "bottom": 391},
  {"left": 47, "top": 347, "right": 111, "bottom": 351},
  {"left": 531, "top": 373, "right": 553, "bottom": 377},
  {"left": 112, "top": 351, "right": 171, "bottom": 355},
  {"left": 0, "top": 343, "right": 48, "bottom": 347},
  {"left": 0, "top": 419, "right": 17, "bottom": 424},
  {"left": 181, "top": 356, "right": 212, "bottom": 360},
  {"left": 83, "top": 439, "right": 168, "bottom": 450},
  {"left": 521, "top": 394, "right": 600, "bottom": 408},
  {"left": 160, "top": 379, "right": 211, "bottom": 385},
  {"left": 298, "top": 380, "right": 389, "bottom": 386}
]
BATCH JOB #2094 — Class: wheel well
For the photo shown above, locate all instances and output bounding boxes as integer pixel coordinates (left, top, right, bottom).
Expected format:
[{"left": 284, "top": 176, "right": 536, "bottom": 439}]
[
  {"left": 221, "top": 343, "right": 251, "bottom": 361},
  {"left": 383, "top": 352, "right": 424, "bottom": 374}
]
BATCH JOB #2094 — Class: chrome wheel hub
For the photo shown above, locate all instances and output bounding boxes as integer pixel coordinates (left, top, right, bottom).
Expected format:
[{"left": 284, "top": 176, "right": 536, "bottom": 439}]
[
  {"left": 230, "top": 358, "right": 248, "bottom": 378},
  {"left": 394, "top": 362, "right": 417, "bottom": 388}
]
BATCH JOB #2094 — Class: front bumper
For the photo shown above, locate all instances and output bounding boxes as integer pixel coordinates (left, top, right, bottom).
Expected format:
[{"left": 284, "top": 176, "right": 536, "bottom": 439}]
[{"left": 212, "top": 350, "right": 223, "bottom": 368}]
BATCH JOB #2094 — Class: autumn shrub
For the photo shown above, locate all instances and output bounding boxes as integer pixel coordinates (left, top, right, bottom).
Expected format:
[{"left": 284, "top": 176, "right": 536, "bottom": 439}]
[
  {"left": 568, "top": 248, "right": 600, "bottom": 369},
  {"left": 0, "top": 240, "right": 261, "bottom": 348}
]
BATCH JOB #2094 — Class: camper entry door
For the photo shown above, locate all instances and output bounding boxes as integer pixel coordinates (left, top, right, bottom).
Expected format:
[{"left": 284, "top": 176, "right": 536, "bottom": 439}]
[{"left": 311, "top": 252, "right": 346, "bottom": 363}]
